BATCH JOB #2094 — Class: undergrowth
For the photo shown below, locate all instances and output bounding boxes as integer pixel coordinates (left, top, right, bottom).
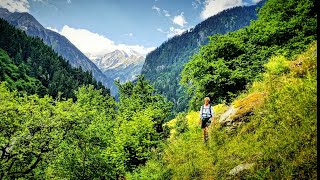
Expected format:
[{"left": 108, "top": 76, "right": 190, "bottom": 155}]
[{"left": 127, "top": 42, "right": 317, "bottom": 179}]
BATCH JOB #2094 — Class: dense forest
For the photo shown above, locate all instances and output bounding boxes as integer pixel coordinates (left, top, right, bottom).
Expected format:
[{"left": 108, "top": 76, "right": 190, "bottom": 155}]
[
  {"left": 142, "top": 1, "right": 266, "bottom": 114},
  {"left": 0, "top": 8, "right": 116, "bottom": 94},
  {"left": 0, "top": 74, "right": 172, "bottom": 179},
  {"left": 0, "top": 18, "right": 109, "bottom": 99},
  {"left": 0, "top": 0, "right": 317, "bottom": 179}
]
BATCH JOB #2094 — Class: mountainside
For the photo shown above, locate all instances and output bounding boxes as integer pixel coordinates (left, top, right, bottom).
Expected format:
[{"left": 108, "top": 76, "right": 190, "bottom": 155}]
[
  {"left": 0, "top": 8, "right": 116, "bottom": 93},
  {"left": 88, "top": 50, "right": 145, "bottom": 83},
  {"left": 128, "top": 0, "right": 317, "bottom": 178},
  {"left": 141, "top": 1, "right": 266, "bottom": 113},
  {"left": 0, "top": 0, "right": 316, "bottom": 179},
  {"left": 0, "top": 18, "right": 110, "bottom": 99},
  {"left": 130, "top": 42, "right": 317, "bottom": 179},
  {"left": 180, "top": 0, "right": 316, "bottom": 110}
]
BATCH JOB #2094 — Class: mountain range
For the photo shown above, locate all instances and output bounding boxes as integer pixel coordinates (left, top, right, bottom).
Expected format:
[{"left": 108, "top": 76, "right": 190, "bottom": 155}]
[
  {"left": 0, "top": 1, "right": 265, "bottom": 100},
  {"left": 87, "top": 49, "right": 145, "bottom": 83},
  {"left": 0, "top": 8, "right": 118, "bottom": 94}
]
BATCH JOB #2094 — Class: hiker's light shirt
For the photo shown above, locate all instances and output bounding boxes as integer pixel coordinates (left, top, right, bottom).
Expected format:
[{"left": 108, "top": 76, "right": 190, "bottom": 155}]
[{"left": 200, "top": 105, "right": 214, "bottom": 119}]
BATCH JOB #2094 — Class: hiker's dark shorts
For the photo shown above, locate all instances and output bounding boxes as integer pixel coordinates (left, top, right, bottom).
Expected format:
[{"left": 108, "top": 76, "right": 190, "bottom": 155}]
[{"left": 201, "top": 117, "right": 211, "bottom": 129}]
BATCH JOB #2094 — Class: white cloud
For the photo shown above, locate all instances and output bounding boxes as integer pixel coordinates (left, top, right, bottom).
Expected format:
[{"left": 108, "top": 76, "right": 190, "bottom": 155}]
[
  {"left": 156, "top": 28, "right": 164, "bottom": 33},
  {"left": 192, "top": 0, "right": 202, "bottom": 9},
  {"left": 163, "top": 9, "right": 170, "bottom": 17},
  {"left": 47, "top": 26, "right": 59, "bottom": 32},
  {"left": 168, "top": 27, "right": 185, "bottom": 37},
  {"left": 157, "top": 27, "right": 186, "bottom": 38},
  {"left": 173, "top": 12, "right": 187, "bottom": 27},
  {"left": 0, "top": 0, "right": 30, "bottom": 12},
  {"left": 67, "top": 0, "right": 71, "bottom": 4},
  {"left": 124, "top": 33, "right": 133, "bottom": 37},
  {"left": 48, "top": 25, "right": 154, "bottom": 56},
  {"left": 200, "top": 0, "right": 243, "bottom": 20},
  {"left": 59, "top": 25, "right": 114, "bottom": 56},
  {"left": 252, "top": 0, "right": 263, "bottom": 3},
  {"left": 152, "top": 5, "right": 171, "bottom": 17},
  {"left": 192, "top": 2, "right": 198, "bottom": 8},
  {"left": 117, "top": 44, "right": 155, "bottom": 56},
  {"left": 152, "top": 5, "right": 161, "bottom": 13}
]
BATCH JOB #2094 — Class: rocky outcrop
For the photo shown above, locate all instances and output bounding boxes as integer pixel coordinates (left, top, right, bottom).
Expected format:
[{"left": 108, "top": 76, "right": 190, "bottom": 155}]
[
  {"left": 228, "top": 163, "right": 255, "bottom": 176},
  {"left": 218, "top": 92, "right": 266, "bottom": 130}
]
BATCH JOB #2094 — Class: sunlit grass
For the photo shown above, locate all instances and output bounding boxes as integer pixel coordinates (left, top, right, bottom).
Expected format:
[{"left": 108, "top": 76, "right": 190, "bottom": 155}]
[{"left": 127, "top": 42, "right": 317, "bottom": 179}]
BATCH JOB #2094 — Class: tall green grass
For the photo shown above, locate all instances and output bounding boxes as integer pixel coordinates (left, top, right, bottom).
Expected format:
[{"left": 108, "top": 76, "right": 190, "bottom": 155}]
[{"left": 127, "top": 42, "right": 317, "bottom": 179}]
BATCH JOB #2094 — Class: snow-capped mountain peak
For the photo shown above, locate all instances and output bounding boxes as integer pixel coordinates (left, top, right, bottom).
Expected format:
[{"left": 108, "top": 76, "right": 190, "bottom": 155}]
[{"left": 86, "top": 49, "right": 145, "bottom": 83}]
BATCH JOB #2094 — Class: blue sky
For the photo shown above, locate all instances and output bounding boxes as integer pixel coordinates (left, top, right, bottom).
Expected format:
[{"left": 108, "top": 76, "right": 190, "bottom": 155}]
[{"left": 0, "top": 0, "right": 261, "bottom": 56}]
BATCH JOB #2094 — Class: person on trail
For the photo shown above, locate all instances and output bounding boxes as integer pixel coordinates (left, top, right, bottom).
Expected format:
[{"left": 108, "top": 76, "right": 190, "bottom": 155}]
[{"left": 199, "top": 97, "right": 214, "bottom": 142}]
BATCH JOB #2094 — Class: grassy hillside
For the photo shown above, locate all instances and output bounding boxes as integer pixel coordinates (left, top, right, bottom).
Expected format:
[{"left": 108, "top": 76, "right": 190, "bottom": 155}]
[
  {"left": 127, "top": 42, "right": 317, "bottom": 179},
  {"left": 181, "top": 0, "right": 316, "bottom": 110},
  {"left": 0, "top": 0, "right": 316, "bottom": 179}
]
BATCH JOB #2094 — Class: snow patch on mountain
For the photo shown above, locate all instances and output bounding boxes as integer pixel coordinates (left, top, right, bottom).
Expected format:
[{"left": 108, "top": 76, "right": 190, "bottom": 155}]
[{"left": 86, "top": 49, "right": 145, "bottom": 83}]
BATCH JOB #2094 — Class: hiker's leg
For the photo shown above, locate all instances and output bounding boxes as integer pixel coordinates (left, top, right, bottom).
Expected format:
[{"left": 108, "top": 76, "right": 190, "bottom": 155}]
[
  {"left": 204, "top": 127, "right": 208, "bottom": 141},
  {"left": 202, "top": 128, "right": 205, "bottom": 139},
  {"left": 202, "top": 127, "right": 207, "bottom": 141}
]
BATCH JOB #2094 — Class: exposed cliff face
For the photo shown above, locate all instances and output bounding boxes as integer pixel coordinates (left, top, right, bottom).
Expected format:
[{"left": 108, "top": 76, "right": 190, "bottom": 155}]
[
  {"left": 141, "top": 1, "right": 266, "bottom": 112},
  {"left": 0, "top": 8, "right": 116, "bottom": 93}
]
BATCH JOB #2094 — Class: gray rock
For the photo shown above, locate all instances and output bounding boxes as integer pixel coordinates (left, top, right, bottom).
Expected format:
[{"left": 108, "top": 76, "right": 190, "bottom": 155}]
[
  {"left": 229, "top": 163, "right": 255, "bottom": 176},
  {"left": 219, "top": 105, "right": 238, "bottom": 125}
]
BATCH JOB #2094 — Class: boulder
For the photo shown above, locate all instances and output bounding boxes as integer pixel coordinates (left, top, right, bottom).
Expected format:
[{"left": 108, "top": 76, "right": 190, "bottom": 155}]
[
  {"left": 218, "top": 92, "right": 265, "bottom": 128},
  {"left": 228, "top": 163, "right": 255, "bottom": 176}
]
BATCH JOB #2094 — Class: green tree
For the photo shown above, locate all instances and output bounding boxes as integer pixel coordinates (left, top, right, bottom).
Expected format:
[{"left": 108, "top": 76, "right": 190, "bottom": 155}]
[
  {"left": 0, "top": 83, "right": 68, "bottom": 179},
  {"left": 181, "top": 0, "right": 316, "bottom": 110},
  {"left": 115, "top": 75, "right": 172, "bottom": 173},
  {"left": 46, "top": 85, "right": 117, "bottom": 179}
]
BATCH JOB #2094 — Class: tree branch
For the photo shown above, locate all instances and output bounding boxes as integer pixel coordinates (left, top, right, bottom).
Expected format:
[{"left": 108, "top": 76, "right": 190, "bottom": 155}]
[{"left": 8, "top": 154, "right": 42, "bottom": 176}]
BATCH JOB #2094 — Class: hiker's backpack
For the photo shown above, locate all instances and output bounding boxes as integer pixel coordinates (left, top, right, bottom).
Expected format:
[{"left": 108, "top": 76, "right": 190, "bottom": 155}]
[{"left": 201, "top": 104, "right": 212, "bottom": 118}]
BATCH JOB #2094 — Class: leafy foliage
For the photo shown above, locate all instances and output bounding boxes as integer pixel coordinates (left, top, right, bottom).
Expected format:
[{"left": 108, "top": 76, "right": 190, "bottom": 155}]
[
  {"left": 129, "top": 41, "right": 317, "bottom": 179},
  {"left": 114, "top": 75, "right": 172, "bottom": 172},
  {"left": 0, "top": 0, "right": 317, "bottom": 179},
  {"left": 0, "top": 76, "right": 172, "bottom": 179},
  {"left": 0, "top": 83, "right": 72, "bottom": 179},
  {"left": 181, "top": 0, "right": 316, "bottom": 110},
  {"left": 142, "top": 2, "right": 265, "bottom": 114},
  {"left": 46, "top": 85, "right": 116, "bottom": 179}
]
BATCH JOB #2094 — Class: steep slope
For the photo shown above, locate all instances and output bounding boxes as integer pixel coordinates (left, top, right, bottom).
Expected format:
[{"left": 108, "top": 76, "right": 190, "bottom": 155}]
[
  {"left": 0, "top": 48, "right": 41, "bottom": 93},
  {"left": 0, "top": 18, "right": 109, "bottom": 98},
  {"left": 141, "top": 1, "right": 266, "bottom": 113},
  {"left": 180, "top": 0, "right": 316, "bottom": 110},
  {"left": 89, "top": 50, "right": 145, "bottom": 83},
  {"left": 128, "top": 41, "right": 317, "bottom": 180},
  {"left": 0, "top": 8, "right": 116, "bottom": 93}
]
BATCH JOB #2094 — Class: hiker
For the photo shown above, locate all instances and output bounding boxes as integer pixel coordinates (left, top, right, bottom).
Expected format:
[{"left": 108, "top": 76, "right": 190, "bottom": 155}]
[{"left": 199, "top": 97, "right": 214, "bottom": 142}]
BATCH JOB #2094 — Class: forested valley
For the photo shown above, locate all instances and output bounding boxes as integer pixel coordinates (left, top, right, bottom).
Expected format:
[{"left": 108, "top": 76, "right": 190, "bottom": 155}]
[{"left": 0, "top": 0, "right": 317, "bottom": 179}]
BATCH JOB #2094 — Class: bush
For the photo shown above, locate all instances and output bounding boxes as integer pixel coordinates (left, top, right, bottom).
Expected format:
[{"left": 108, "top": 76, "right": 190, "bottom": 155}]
[{"left": 128, "top": 42, "right": 317, "bottom": 179}]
